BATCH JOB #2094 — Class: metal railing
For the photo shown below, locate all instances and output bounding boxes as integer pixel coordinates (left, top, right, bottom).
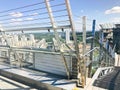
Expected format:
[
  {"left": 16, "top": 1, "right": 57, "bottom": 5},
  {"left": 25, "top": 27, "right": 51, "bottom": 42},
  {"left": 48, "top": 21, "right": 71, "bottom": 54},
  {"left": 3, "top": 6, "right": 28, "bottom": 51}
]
[
  {"left": 0, "top": 0, "right": 71, "bottom": 31},
  {"left": 0, "top": 0, "right": 77, "bottom": 80}
]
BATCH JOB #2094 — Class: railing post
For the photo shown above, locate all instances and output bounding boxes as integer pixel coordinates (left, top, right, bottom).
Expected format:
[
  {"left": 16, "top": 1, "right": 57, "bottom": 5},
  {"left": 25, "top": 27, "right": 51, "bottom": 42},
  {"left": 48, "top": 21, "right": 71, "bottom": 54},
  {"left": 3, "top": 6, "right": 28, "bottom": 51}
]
[{"left": 88, "top": 20, "right": 96, "bottom": 78}]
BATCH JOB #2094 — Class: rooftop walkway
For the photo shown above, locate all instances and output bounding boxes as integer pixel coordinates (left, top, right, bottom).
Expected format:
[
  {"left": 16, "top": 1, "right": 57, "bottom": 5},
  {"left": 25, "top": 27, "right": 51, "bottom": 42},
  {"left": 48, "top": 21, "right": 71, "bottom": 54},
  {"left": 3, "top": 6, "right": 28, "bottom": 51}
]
[{"left": 0, "top": 64, "right": 76, "bottom": 90}]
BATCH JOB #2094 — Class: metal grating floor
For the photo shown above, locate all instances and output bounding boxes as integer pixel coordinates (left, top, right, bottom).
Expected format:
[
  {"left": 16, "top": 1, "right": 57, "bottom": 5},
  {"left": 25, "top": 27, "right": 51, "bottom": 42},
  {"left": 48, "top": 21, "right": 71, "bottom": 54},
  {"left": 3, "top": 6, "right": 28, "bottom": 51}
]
[{"left": 0, "top": 64, "right": 76, "bottom": 90}]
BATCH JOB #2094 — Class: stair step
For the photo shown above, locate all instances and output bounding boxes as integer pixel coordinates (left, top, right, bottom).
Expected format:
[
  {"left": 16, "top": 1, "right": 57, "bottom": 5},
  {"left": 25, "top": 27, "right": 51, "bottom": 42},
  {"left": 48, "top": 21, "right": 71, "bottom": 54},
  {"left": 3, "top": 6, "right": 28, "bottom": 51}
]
[{"left": 93, "top": 67, "right": 120, "bottom": 90}]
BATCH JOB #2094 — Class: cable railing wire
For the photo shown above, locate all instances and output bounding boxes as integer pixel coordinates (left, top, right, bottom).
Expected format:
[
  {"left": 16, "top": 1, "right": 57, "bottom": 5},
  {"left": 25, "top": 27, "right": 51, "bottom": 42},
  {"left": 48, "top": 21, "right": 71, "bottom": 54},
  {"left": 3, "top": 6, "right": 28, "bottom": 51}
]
[
  {"left": 2, "top": 19, "right": 69, "bottom": 28},
  {"left": 0, "top": 3, "right": 66, "bottom": 19},
  {"left": 0, "top": 0, "right": 54, "bottom": 14},
  {"left": 0, "top": 7, "right": 46, "bottom": 18},
  {"left": 0, "top": 10, "right": 43, "bottom": 22},
  {"left": 0, "top": 7, "right": 67, "bottom": 24},
  {"left": 3, "top": 19, "right": 70, "bottom": 29},
  {"left": 1, "top": 18, "right": 49, "bottom": 25},
  {"left": 0, "top": 14, "right": 68, "bottom": 26},
  {"left": 19, "top": 3, "right": 66, "bottom": 14},
  {"left": 51, "top": 3, "right": 66, "bottom": 8},
  {"left": 3, "top": 22, "right": 52, "bottom": 29},
  {"left": 0, "top": 0, "right": 71, "bottom": 32}
]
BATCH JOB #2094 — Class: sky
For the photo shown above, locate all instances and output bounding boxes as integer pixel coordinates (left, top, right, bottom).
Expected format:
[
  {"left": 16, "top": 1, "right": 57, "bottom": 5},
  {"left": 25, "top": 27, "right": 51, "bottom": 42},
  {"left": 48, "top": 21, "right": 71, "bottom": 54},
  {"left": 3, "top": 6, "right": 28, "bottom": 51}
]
[
  {"left": 0, "top": 0, "right": 120, "bottom": 31},
  {"left": 70, "top": 0, "right": 120, "bottom": 24}
]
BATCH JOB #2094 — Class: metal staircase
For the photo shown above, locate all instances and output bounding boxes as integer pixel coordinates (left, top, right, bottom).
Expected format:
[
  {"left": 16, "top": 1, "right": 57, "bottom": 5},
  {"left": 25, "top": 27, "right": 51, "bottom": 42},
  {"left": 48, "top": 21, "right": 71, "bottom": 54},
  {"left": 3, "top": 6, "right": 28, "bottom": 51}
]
[{"left": 93, "top": 67, "right": 120, "bottom": 90}]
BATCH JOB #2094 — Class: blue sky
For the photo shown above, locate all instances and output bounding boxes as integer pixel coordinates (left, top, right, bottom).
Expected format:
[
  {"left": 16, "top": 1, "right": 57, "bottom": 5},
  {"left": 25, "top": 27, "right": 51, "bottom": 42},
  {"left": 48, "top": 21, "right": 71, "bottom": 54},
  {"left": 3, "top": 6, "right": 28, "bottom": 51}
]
[
  {"left": 70, "top": 0, "right": 120, "bottom": 23},
  {"left": 0, "top": 0, "right": 120, "bottom": 31}
]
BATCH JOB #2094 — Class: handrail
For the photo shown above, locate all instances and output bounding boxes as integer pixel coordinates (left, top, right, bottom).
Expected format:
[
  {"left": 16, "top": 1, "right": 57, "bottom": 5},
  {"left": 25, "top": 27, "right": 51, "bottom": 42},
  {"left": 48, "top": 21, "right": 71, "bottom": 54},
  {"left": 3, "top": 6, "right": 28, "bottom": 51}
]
[
  {"left": 83, "top": 47, "right": 99, "bottom": 57},
  {"left": 85, "top": 67, "right": 114, "bottom": 90},
  {"left": 91, "top": 67, "right": 114, "bottom": 85}
]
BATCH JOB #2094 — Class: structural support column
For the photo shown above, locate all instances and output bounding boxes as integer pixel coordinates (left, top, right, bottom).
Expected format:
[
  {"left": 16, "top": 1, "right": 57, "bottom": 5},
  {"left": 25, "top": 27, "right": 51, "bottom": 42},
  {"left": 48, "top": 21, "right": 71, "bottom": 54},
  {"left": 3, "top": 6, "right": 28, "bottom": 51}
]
[
  {"left": 65, "top": 0, "right": 85, "bottom": 87},
  {"left": 82, "top": 16, "right": 86, "bottom": 57},
  {"left": 65, "top": 0, "right": 79, "bottom": 54},
  {"left": 82, "top": 16, "right": 86, "bottom": 85}
]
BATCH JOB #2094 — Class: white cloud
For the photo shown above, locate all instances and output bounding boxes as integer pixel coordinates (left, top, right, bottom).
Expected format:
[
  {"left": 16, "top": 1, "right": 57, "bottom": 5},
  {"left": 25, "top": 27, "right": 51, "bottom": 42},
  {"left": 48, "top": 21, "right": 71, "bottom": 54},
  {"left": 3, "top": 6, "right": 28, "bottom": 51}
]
[
  {"left": 105, "top": 6, "right": 120, "bottom": 14},
  {"left": 11, "top": 18, "right": 23, "bottom": 22},
  {"left": 111, "top": 17, "right": 120, "bottom": 22},
  {"left": 9, "top": 12, "right": 23, "bottom": 17},
  {"left": 30, "top": 13, "right": 38, "bottom": 16},
  {"left": 11, "top": 18, "right": 23, "bottom": 24},
  {"left": 80, "top": 10, "right": 84, "bottom": 13},
  {"left": 95, "top": 10, "right": 99, "bottom": 13},
  {"left": 26, "top": 18, "right": 34, "bottom": 21}
]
